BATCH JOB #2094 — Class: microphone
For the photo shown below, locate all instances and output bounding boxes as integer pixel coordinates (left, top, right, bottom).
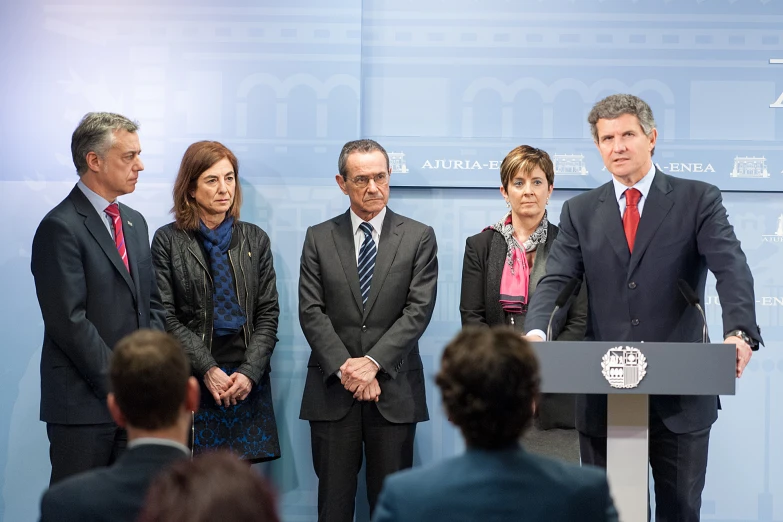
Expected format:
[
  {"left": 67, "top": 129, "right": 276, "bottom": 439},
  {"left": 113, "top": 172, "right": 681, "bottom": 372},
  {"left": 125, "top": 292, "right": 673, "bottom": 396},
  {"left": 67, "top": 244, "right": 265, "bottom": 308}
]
[
  {"left": 546, "top": 277, "right": 581, "bottom": 341},
  {"left": 678, "top": 279, "right": 708, "bottom": 343}
]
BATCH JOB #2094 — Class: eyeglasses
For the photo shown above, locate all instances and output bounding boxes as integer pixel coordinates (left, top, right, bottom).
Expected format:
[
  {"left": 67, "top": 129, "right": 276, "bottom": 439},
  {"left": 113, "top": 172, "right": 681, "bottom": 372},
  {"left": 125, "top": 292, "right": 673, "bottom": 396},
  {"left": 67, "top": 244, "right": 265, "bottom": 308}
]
[{"left": 346, "top": 172, "right": 389, "bottom": 188}]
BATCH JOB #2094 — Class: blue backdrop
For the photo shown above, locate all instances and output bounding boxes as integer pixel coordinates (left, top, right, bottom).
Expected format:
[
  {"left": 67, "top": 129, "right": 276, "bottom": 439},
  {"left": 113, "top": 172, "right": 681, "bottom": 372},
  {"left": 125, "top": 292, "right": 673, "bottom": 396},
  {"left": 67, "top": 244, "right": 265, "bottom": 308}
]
[{"left": 0, "top": 1, "right": 782, "bottom": 521}]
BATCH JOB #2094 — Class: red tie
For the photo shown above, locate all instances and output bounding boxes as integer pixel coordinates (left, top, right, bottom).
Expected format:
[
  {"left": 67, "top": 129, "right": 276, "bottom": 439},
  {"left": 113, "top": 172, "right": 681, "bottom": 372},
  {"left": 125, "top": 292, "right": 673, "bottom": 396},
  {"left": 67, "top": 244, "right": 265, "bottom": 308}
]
[
  {"left": 104, "top": 203, "right": 129, "bottom": 272},
  {"left": 623, "top": 188, "right": 641, "bottom": 253}
]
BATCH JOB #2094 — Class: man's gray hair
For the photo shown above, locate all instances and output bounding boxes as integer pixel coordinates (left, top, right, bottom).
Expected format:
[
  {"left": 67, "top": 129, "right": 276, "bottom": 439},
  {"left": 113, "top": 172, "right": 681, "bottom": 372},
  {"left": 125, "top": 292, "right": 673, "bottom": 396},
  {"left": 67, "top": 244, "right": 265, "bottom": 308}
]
[
  {"left": 337, "top": 139, "right": 389, "bottom": 179},
  {"left": 71, "top": 112, "right": 139, "bottom": 176},
  {"left": 588, "top": 94, "right": 656, "bottom": 155}
]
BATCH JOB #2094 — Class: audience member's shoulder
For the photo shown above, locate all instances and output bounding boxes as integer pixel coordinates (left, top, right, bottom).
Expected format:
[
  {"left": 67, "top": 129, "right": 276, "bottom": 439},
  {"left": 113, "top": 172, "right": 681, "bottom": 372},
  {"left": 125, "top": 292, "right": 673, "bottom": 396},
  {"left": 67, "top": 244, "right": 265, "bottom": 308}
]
[
  {"left": 526, "top": 451, "right": 608, "bottom": 492},
  {"left": 380, "top": 454, "right": 461, "bottom": 495},
  {"left": 41, "top": 469, "right": 111, "bottom": 520}
]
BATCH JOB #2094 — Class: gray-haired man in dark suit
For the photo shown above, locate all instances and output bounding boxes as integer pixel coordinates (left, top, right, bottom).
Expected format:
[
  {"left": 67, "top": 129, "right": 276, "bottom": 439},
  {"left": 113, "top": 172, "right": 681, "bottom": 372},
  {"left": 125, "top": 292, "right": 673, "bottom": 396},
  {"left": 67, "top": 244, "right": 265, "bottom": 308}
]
[
  {"left": 31, "top": 112, "right": 165, "bottom": 484},
  {"left": 299, "top": 139, "right": 438, "bottom": 522}
]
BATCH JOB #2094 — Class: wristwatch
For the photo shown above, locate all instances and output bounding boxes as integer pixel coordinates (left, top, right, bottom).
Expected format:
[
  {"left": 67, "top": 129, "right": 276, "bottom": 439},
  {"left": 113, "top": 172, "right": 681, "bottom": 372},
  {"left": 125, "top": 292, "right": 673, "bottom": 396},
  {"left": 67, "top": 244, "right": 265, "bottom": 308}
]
[{"left": 724, "top": 329, "right": 755, "bottom": 348}]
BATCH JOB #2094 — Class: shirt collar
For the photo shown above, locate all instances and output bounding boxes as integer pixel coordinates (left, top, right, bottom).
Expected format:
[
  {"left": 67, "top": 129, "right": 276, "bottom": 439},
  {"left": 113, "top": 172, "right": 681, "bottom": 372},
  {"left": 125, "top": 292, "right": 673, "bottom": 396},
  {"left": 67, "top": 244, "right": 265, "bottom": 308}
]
[
  {"left": 128, "top": 437, "right": 190, "bottom": 455},
  {"left": 77, "top": 179, "right": 116, "bottom": 215},
  {"left": 612, "top": 162, "right": 656, "bottom": 203},
  {"left": 350, "top": 206, "right": 386, "bottom": 236}
]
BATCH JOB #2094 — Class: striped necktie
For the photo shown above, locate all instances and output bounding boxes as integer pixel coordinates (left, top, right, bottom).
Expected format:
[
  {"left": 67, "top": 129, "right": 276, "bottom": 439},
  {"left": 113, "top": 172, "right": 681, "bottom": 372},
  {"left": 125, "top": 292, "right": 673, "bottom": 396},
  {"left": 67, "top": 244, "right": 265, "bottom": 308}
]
[
  {"left": 104, "top": 203, "right": 129, "bottom": 272},
  {"left": 358, "top": 222, "right": 376, "bottom": 307}
]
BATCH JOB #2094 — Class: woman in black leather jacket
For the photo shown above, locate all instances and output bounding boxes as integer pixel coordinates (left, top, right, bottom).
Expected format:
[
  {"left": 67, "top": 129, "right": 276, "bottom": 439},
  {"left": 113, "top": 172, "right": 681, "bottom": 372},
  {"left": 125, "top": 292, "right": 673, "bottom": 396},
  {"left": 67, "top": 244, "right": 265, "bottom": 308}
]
[{"left": 151, "top": 141, "right": 280, "bottom": 463}]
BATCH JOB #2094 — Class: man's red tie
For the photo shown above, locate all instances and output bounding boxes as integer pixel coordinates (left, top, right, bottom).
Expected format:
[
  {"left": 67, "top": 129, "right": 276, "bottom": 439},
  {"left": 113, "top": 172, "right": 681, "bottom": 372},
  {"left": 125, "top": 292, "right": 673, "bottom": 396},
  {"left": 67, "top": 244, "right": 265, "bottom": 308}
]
[
  {"left": 105, "top": 203, "right": 129, "bottom": 272},
  {"left": 623, "top": 188, "right": 641, "bottom": 253}
]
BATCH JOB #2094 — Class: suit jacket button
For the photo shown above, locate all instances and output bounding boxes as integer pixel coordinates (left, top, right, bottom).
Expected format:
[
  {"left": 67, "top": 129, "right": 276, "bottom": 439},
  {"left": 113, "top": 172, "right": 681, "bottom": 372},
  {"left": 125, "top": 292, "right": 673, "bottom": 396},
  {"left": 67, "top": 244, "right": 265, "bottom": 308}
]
[
  {"left": 628, "top": 282, "right": 637, "bottom": 289},
  {"left": 362, "top": 325, "right": 367, "bottom": 332},
  {"left": 631, "top": 318, "right": 640, "bottom": 326}
]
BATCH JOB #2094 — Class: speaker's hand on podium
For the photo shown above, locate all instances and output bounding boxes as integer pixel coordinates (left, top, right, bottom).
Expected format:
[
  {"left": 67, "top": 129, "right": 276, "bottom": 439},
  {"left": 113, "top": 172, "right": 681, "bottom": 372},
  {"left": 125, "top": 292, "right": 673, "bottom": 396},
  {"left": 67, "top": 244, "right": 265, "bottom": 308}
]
[
  {"left": 724, "top": 335, "right": 752, "bottom": 378},
  {"left": 523, "top": 334, "right": 544, "bottom": 343}
]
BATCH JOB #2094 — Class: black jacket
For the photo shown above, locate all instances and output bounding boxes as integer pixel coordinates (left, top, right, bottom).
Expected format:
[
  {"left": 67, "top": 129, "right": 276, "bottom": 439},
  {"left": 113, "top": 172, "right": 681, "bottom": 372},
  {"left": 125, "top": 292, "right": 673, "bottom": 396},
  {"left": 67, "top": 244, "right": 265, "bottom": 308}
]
[
  {"left": 460, "top": 222, "right": 587, "bottom": 340},
  {"left": 151, "top": 221, "right": 279, "bottom": 384}
]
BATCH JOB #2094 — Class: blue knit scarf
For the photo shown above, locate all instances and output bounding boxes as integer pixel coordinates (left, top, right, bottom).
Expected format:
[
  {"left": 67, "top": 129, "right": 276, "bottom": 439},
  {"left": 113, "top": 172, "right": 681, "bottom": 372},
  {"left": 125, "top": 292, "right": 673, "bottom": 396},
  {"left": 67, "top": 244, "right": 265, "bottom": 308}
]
[{"left": 198, "top": 217, "right": 246, "bottom": 337}]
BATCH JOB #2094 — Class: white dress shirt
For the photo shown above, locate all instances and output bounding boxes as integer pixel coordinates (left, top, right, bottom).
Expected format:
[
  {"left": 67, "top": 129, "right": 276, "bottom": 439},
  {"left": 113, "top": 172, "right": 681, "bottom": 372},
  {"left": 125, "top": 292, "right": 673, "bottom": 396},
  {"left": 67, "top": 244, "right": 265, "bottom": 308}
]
[{"left": 350, "top": 207, "right": 386, "bottom": 261}]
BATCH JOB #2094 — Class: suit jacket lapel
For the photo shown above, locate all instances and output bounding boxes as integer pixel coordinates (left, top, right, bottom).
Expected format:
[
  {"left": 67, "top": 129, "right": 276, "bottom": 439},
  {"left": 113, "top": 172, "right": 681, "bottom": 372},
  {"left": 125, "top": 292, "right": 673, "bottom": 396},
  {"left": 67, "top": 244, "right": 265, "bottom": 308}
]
[
  {"left": 485, "top": 233, "right": 506, "bottom": 326},
  {"left": 597, "top": 183, "right": 631, "bottom": 266},
  {"left": 70, "top": 187, "right": 136, "bottom": 298},
  {"left": 332, "top": 210, "right": 363, "bottom": 312},
  {"left": 363, "top": 208, "right": 403, "bottom": 319},
  {"left": 528, "top": 222, "right": 555, "bottom": 295},
  {"left": 119, "top": 204, "right": 142, "bottom": 302},
  {"left": 628, "top": 170, "right": 673, "bottom": 276}
]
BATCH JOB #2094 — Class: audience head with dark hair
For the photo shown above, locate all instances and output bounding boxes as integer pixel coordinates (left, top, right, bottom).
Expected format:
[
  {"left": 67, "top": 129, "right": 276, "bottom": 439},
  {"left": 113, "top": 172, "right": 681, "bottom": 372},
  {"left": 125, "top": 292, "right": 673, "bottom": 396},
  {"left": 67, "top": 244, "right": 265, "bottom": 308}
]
[
  {"left": 39, "top": 330, "right": 202, "bottom": 522},
  {"left": 371, "top": 326, "right": 618, "bottom": 521},
  {"left": 108, "top": 329, "right": 199, "bottom": 438},
  {"left": 137, "top": 451, "right": 280, "bottom": 522},
  {"left": 436, "top": 326, "right": 541, "bottom": 449}
]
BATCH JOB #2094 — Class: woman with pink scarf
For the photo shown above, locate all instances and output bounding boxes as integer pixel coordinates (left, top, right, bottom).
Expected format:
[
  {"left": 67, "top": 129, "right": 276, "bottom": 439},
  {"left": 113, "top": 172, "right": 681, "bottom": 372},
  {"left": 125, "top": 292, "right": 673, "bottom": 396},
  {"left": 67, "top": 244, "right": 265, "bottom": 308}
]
[{"left": 459, "top": 145, "right": 587, "bottom": 463}]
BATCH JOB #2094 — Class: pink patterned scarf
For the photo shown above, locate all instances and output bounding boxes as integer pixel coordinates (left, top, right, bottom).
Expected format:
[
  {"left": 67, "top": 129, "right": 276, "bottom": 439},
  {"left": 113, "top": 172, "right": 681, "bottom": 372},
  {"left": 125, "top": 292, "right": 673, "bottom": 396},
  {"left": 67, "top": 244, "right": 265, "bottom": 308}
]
[{"left": 487, "top": 211, "right": 548, "bottom": 314}]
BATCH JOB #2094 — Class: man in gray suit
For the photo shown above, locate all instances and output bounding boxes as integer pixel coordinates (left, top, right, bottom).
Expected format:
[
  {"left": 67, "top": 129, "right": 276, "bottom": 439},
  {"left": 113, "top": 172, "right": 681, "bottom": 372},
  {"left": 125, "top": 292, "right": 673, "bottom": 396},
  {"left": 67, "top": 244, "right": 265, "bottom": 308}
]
[{"left": 299, "top": 139, "right": 438, "bottom": 522}]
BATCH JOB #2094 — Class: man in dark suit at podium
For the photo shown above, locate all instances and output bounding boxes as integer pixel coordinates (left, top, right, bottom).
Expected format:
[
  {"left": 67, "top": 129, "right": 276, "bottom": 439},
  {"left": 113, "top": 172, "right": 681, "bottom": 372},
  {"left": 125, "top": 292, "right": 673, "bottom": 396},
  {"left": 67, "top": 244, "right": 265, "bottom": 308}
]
[
  {"left": 372, "top": 327, "right": 618, "bottom": 522},
  {"left": 40, "top": 330, "right": 198, "bottom": 522},
  {"left": 31, "top": 112, "right": 165, "bottom": 484},
  {"left": 525, "top": 94, "right": 761, "bottom": 521}
]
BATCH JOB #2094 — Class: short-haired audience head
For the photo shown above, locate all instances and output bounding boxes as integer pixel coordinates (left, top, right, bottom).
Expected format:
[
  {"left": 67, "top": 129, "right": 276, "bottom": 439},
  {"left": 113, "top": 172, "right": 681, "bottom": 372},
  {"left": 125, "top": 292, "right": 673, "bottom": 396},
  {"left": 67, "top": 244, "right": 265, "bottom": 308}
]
[
  {"left": 436, "top": 327, "right": 541, "bottom": 449},
  {"left": 172, "top": 141, "right": 242, "bottom": 230},
  {"left": 137, "top": 452, "right": 280, "bottom": 522},
  {"left": 109, "top": 329, "right": 192, "bottom": 431}
]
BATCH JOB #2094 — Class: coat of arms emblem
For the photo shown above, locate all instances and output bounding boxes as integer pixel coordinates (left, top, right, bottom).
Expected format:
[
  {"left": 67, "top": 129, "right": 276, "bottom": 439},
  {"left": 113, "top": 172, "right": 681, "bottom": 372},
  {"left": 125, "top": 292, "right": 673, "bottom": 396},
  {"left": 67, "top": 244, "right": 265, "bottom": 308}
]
[{"left": 601, "top": 346, "right": 647, "bottom": 389}]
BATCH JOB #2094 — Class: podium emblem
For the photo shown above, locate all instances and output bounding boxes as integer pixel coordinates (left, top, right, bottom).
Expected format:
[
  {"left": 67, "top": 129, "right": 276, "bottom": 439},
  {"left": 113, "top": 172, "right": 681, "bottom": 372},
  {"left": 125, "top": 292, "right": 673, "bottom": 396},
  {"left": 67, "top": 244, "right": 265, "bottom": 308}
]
[{"left": 601, "top": 346, "right": 647, "bottom": 389}]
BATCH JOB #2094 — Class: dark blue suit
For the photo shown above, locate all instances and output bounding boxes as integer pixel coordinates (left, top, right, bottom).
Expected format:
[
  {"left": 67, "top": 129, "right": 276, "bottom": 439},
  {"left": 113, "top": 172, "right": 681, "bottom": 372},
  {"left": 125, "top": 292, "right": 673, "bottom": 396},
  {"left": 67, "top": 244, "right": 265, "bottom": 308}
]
[
  {"left": 525, "top": 169, "right": 761, "bottom": 520},
  {"left": 372, "top": 445, "right": 617, "bottom": 522},
  {"left": 31, "top": 186, "right": 165, "bottom": 482},
  {"left": 39, "top": 444, "right": 187, "bottom": 522}
]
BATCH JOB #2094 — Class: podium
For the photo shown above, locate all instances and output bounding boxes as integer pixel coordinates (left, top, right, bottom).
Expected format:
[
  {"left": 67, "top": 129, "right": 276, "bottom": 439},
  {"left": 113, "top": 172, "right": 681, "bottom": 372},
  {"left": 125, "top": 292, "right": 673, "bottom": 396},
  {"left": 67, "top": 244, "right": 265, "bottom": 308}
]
[{"left": 532, "top": 342, "right": 735, "bottom": 522}]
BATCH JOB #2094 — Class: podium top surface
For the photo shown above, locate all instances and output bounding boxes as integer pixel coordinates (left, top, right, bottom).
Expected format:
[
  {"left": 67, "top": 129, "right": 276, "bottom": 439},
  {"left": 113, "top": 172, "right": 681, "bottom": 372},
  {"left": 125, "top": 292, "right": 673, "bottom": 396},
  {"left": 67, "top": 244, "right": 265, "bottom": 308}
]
[{"left": 532, "top": 341, "right": 736, "bottom": 396}]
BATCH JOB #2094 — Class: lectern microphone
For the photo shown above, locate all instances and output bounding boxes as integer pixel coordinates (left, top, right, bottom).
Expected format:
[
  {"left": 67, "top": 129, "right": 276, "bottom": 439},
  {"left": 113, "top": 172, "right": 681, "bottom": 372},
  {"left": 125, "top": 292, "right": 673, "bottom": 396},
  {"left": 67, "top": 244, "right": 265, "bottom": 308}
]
[
  {"left": 546, "top": 277, "right": 581, "bottom": 341},
  {"left": 677, "top": 279, "right": 708, "bottom": 343}
]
